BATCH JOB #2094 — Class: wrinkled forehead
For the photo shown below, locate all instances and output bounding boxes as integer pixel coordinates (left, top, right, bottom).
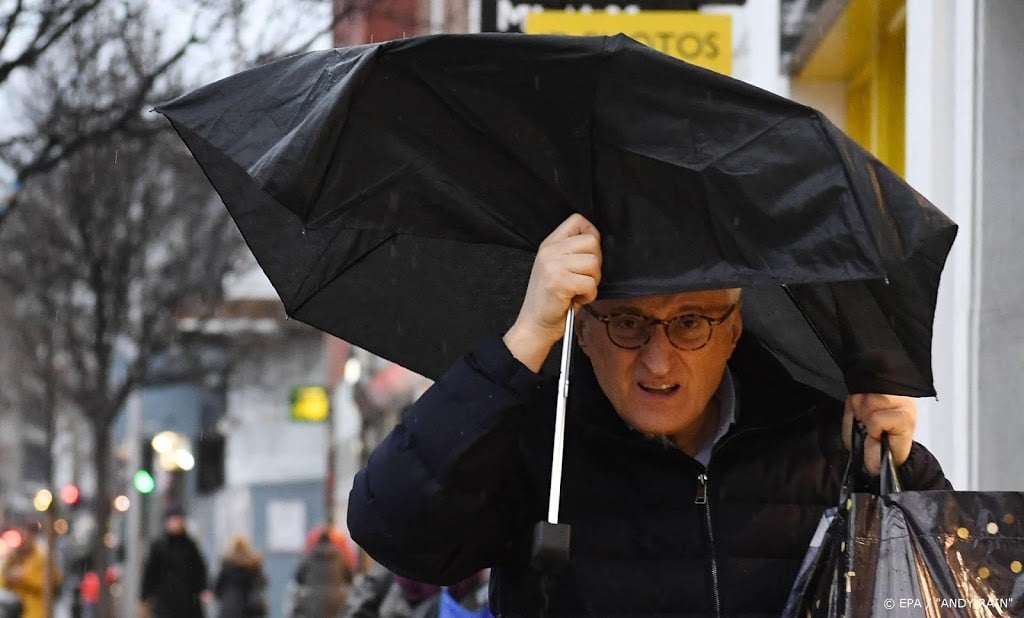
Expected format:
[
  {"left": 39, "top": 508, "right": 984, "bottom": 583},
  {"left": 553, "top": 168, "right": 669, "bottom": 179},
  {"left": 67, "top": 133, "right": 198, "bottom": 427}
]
[{"left": 592, "top": 288, "right": 741, "bottom": 314}]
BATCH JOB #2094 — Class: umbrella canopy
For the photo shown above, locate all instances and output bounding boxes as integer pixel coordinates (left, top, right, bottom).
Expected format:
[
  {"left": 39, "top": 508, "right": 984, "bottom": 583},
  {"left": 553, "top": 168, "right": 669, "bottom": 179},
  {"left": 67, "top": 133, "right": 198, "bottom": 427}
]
[{"left": 157, "top": 33, "right": 956, "bottom": 397}]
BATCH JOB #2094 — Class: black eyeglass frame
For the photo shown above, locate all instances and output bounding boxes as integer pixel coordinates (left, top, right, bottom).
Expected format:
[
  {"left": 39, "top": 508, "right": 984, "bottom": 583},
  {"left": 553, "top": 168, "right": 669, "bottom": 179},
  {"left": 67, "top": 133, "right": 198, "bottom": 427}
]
[{"left": 581, "top": 303, "right": 738, "bottom": 351}]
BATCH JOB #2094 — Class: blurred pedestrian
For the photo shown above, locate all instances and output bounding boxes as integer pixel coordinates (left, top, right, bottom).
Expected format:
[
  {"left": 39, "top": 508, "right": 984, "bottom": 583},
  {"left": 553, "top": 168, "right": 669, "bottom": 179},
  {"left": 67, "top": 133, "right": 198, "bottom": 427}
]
[
  {"left": 304, "top": 525, "right": 359, "bottom": 574},
  {"left": 0, "top": 523, "right": 62, "bottom": 618},
  {"left": 284, "top": 529, "right": 351, "bottom": 618},
  {"left": 214, "top": 535, "right": 267, "bottom": 617},
  {"left": 139, "top": 505, "right": 211, "bottom": 617},
  {"left": 340, "top": 564, "right": 490, "bottom": 618}
]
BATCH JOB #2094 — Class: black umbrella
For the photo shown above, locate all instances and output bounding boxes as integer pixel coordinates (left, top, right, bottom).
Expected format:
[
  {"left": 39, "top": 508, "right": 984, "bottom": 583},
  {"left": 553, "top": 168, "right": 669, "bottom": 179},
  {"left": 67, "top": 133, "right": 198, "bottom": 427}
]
[
  {"left": 156, "top": 33, "right": 954, "bottom": 399},
  {"left": 157, "top": 32, "right": 955, "bottom": 566}
]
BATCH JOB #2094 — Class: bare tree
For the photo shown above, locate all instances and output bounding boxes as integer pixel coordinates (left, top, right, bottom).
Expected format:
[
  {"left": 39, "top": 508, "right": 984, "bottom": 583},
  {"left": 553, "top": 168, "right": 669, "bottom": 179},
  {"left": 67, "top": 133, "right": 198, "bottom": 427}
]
[
  {"left": 0, "top": 135, "right": 241, "bottom": 614},
  {"left": 0, "top": 0, "right": 374, "bottom": 226},
  {"left": 0, "top": 10, "right": 246, "bottom": 601},
  {"left": 0, "top": 0, "right": 430, "bottom": 607}
]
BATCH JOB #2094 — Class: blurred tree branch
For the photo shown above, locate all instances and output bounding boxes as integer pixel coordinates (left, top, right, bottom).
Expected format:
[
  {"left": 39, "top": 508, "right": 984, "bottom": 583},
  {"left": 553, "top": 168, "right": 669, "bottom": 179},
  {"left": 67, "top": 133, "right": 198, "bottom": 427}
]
[
  {"left": 0, "top": 0, "right": 105, "bottom": 84},
  {"left": 0, "top": 0, "right": 371, "bottom": 227}
]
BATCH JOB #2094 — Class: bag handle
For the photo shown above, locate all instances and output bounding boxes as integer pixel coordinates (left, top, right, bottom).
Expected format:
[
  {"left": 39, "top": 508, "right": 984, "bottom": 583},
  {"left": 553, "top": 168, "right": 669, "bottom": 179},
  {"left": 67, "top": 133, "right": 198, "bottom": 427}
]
[
  {"left": 838, "top": 421, "right": 867, "bottom": 505},
  {"left": 842, "top": 422, "right": 903, "bottom": 500},
  {"left": 879, "top": 433, "right": 903, "bottom": 495}
]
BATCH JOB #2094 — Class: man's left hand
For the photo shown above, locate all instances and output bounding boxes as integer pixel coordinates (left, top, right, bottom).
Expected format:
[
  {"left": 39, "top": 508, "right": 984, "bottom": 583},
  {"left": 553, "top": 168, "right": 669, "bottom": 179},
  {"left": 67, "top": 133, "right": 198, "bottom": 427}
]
[{"left": 842, "top": 393, "right": 917, "bottom": 476}]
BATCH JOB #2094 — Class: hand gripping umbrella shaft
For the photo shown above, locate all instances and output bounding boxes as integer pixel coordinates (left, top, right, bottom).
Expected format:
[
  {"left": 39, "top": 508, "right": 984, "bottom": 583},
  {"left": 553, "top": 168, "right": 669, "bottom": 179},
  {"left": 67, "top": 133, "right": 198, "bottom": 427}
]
[{"left": 531, "top": 311, "right": 574, "bottom": 571}]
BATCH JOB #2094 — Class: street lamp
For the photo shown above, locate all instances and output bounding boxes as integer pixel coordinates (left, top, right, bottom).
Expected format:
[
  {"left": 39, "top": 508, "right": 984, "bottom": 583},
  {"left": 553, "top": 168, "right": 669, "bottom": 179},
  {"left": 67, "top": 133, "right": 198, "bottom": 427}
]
[
  {"left": 113, "top": 495, "right": 131, "bottom": 512},
  {"left": 33, "top": 489, "right": 54, "bottom": 512},
  {"left": 151, "top": 431, "right": 195, "bottom": 472},
  {"left": 151, "top": 431, "right": 177, "bottom": 454},
  {"left": 174, "top": 449, "right": 195, "bottom": 471},
  {"left": 344, "top": 357, "right": 362, "bottom": 384}
]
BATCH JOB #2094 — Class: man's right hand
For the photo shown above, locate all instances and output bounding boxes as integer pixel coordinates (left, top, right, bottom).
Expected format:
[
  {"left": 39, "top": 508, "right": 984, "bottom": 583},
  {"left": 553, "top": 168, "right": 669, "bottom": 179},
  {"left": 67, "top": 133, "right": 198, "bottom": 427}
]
[{"left": 503, "top": 213, "right": 602, "bottom": 372}]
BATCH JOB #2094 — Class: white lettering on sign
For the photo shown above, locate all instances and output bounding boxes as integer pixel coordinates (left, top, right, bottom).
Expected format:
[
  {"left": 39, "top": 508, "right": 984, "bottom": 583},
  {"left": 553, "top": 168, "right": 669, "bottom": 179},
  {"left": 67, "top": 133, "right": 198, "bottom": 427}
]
[{"left": 496, "top": 0, "right": 640, "bottom": 32}]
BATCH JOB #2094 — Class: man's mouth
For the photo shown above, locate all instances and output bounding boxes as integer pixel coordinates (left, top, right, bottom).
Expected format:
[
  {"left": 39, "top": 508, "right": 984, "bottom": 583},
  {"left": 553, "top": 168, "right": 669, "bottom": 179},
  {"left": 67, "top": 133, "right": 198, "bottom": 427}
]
[{"left": 639, "top": 383, "right": 680, "bottom": 394}]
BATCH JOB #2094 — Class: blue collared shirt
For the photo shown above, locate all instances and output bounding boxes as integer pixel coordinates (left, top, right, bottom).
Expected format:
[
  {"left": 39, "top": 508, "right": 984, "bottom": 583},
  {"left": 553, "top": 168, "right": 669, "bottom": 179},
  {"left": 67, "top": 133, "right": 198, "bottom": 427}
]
[
  {"left": 693, "top": 367, "right": 737, "bottom": 467},
  {"left": 645, "top": 367, "right": 738, "bottom": 465}
]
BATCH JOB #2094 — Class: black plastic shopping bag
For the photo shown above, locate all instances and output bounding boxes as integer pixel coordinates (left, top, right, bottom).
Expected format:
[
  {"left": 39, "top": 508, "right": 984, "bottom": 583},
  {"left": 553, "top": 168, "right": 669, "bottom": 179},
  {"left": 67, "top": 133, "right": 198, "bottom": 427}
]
[{"left": 784, "top": 430, "right": 1024, "bottom": 617}]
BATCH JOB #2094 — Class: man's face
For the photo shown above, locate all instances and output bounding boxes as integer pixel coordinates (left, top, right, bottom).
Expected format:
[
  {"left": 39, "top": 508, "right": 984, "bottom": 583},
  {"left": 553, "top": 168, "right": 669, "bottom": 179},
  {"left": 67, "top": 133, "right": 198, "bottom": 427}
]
[
  {"left": 577, "top": 288, "right": 742, "bottom": 448},
  {"left": 165, "top": 515, "right": 186, "bottom": 535}
]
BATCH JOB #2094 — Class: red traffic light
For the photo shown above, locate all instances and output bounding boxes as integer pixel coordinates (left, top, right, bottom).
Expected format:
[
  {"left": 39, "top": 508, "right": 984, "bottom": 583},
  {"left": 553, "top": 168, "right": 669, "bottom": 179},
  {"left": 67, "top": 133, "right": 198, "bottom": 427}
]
[
  {"left": 60, "top": 483, "right": 81, "bottom": 505},
  {"left": 1, "top": 529, "right": 23, "bottom": 549}
]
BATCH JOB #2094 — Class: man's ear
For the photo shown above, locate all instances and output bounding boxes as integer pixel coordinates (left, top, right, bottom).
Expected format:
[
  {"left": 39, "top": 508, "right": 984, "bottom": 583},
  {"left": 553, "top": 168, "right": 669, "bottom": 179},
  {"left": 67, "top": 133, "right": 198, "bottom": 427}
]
[
  {"left": 574, "top": 308, "right": 590, "bottom": 351},
  {"left": 729, "top": 307, "right": 743, "bottom": 348}
]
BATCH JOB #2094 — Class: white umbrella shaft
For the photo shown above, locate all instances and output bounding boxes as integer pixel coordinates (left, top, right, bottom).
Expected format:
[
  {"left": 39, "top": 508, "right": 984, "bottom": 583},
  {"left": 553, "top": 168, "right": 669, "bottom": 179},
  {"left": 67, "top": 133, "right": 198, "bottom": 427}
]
[{"left": 547, "top": 310, "right": 574, "bottom": 524}]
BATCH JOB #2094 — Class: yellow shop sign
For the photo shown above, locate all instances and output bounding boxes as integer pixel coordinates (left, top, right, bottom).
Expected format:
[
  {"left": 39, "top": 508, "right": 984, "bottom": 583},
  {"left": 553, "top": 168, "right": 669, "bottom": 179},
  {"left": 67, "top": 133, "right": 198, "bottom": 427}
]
[{"left": 525, "top": 11, "right": 732, "bottom": 75}]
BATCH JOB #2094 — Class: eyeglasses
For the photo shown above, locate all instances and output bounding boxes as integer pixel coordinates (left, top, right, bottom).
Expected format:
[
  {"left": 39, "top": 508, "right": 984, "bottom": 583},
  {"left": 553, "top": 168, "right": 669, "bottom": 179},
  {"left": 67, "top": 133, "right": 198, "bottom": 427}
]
[{"left": 582, "top": 303, "right": 738, "bottom": 351}]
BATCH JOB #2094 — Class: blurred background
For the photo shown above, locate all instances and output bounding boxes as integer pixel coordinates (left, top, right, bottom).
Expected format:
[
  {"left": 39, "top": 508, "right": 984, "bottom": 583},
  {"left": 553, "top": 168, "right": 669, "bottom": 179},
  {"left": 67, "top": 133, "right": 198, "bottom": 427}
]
[{"left": 0, "top": 0, "right": 1020, "bottom": 616}]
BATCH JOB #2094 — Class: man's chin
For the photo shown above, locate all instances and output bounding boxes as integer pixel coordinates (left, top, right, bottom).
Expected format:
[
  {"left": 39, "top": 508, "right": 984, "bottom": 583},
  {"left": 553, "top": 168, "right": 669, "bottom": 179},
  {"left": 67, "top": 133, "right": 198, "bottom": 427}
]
[
  {"left": 618, "top": 410, "right": 701, "bottom": 448},
  {"left": 625, "top": 420, "right": 684, "bottom": 443}
]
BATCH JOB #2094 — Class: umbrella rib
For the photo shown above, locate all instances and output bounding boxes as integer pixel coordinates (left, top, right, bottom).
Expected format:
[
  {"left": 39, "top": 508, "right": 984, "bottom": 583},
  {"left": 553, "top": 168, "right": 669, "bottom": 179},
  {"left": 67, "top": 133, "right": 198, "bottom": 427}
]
[
  {"left": 300, "top": 163, "right": 416, "bottom": 230},
  {"left": 290, "top": 229, "right": 397, "bottom": 317},
  {"left": 811, "top": 119, "right": 889, "bottom": 272},
  {"left": 779, "top": 284, "right": 843, "bottom": 372},
  {"left": 607, "top": 112, "right": 805, "bottom": 172}
]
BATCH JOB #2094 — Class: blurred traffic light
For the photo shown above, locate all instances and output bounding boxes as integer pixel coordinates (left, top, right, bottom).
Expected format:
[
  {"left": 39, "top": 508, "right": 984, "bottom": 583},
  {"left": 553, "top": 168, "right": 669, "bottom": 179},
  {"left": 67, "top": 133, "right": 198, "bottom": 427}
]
[
  {"left": 196, "top": 432, "right": 225, "bottom": 494},
  {"left": 0, "top": 529, "right": 23, "bottom": 549},
  {"left": 133, "top": 470, "right": 156, "bottom": 494},
  {"left": 60, "top": 483, "right": 81, "bottom": 506},
  {"left": 133, "top": 435, "right": 156, "bottom": 494}
]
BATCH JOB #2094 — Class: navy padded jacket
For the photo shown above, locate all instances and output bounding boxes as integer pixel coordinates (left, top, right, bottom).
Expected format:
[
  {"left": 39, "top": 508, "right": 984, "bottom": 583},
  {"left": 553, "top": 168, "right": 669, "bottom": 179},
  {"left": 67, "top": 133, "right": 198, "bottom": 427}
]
[{"left": 348, "top": 335, "right": 949, "bottom": 617}]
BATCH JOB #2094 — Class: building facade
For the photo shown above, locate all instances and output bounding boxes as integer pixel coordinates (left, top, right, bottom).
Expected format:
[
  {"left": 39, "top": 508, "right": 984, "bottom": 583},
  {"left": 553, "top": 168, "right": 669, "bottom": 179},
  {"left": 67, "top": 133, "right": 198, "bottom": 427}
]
[{"left": 786, "top": 0, "right": 1024, "bottom": 490}]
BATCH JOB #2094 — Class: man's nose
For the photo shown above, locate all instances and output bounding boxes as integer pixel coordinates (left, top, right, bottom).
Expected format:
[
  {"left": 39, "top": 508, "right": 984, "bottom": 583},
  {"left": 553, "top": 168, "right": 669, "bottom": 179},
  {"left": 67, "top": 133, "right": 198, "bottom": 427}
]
[{"left": 638, "top": 326, "right": 674, "bottom": 374}]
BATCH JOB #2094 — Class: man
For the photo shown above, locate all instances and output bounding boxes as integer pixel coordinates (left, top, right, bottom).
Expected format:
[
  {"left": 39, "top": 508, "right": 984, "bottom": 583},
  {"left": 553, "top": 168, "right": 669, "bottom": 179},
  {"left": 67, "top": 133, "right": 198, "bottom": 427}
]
[
  {"left": 348, "top": 214, "right": 948, "bottom": 616},
  {"left": 140, "top": 506, "right": 210, "bottom": 617}
]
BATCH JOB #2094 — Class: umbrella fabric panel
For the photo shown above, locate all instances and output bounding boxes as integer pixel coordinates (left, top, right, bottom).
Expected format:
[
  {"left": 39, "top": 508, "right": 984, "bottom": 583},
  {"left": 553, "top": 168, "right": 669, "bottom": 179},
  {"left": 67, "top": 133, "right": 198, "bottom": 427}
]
[
  {"left": 171, "top": 122, "right": 396, "bottom": 313},
  {"left": 592, "top": 142, "right": 884, "bottom": 298},
  {"left": 294, "top": 236, "right": 535, "bottom": 381},
  {"left": 305, "top": 41, "right": 598, "bottom": 244}
]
